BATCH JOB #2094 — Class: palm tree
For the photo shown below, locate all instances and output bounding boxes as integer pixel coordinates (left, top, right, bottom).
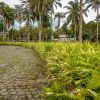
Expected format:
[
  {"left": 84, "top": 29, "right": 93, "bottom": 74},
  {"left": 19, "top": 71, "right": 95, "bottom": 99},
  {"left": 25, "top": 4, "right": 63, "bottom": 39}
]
[
  {"left": 0, "top": 2, "right": 6, "bottom": 34},
  {"left": 37, "top": 0, "right": 51, "bottom": 41},
  {"left": 15, "top": 4, "right": 23, "bottom": 30},
  {"left": 5, "top": 7, "right": 15, "bottom": 41},
  {"left": 4, "top": 6, "right": 15, "bottom": 29},
  {"left": 64, "top": 0, "right": 87, "bottom": 41},
  {"left": 64, "top": 1, "right": 80, "bottom": 41},
  {"left": 27, "top": 0, "right": 62, "bottom": 41},
  {"left": 21, "top": 0, "right": 42, "bottom": 41},
  {"left": 55, "top": 12, "right": 65, "bottom": 30},
  {"left": 25, "top": 0, "right": 37, "bottom": 28},
  {"left": 20, "top": 0, "right": 32, "bottom": 42},
  {"left": 20, "top": 0, "right": 62, "bottom": 41},
  {"left": 23, "top": 7, "right": 31, "bottom": 42},
  {"left": 0, "top": 2, "right": 15, "bottom": 41},
  {"left": 15, "top": 4, "right": 24, "bottom": 41},
  {"left": 48, "top": 0, "right": 62, "bottom": 40},
  {"left": 0, "top": 2, "right": 6, "bottom": 41},
  {"left": 86, "top": 0, "right": 100, "bottom": 42}
]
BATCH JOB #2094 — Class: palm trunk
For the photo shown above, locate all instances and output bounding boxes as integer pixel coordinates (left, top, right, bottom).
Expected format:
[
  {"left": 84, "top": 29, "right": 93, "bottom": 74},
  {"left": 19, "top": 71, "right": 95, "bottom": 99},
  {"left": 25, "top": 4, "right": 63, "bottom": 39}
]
[
  {"left": 27, "top": 7, "right": 31, "bottom": 42},
  {"left": 27, "top": 23, "right": 30, "bottom": 42},
  {"left": 57, "top": 18, "right": 60, "bottom": 30},
  {"left": 7, "top": 22, "right": 10, "bottom": 41},
  {"left": 19, "top": 22, "right": 21, "bottom": 42},
  {"left": 96, "top": 7, "right": 99, "bottom": 43},
  {"left": 74, "top": 24, "right": 77, "bottom": 41},
  {"left": 11, "top": 25, "right": 14, "bottom": 41},
  {"left": 2, "top": 21, "right": 5, "bottom": 42},
  {"left": 79, "top": 0, "right": 83, "bottom": 43},
  {"left": 51, "top": 13, "right": 53, "bottom": 41},
  {"left": 39, "top": 14, "right": 42, "bottom": 41}
]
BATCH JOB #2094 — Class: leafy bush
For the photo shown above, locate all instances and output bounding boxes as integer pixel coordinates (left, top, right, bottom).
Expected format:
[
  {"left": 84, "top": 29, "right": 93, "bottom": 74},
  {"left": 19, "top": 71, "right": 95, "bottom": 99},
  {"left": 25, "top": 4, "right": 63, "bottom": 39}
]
[{"left": 31, "top": 42, "right": 100, "bottom": 99}]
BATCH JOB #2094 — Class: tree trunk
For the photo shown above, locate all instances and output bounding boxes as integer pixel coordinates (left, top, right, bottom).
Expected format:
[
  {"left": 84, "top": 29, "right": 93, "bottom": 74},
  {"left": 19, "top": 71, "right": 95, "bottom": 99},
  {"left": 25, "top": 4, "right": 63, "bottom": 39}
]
[
  {"left": 57, "top": 17, "right": 60, "bottom": 30},
  {"left": 39, "top": 14, "right": 42, "bottom": 41},
  {"left": 19, "top": 22, "right": 21, "bottom": 42},
  {"left": 2, "top": 22, "right": 5, "bottom": 42},
  {"left": 96, "top": 7, "right": 99, "bottom": 43},
  {"left": 2, "top": 19, "right": 6, "bottom": 42},
  {"left": 32, "top": 17, "right": 35, "bottom": 28},
  {"left": 74, "top": 24, "right": 77, "bottom": 41},
  {"left": 51, "top": 13, "right": 53, "bottom": 41},
  {"left": 27, "top": 23, "right": 30, "bottom": 42},
  {"left": 7, "top": 26, "right": 9, "bottom": 41},
  {"left": 79, "top": 0, "right": 83, "bottom": 43},
  {"left": 27, "top": 8, "right": 31, "bottom": 42}
]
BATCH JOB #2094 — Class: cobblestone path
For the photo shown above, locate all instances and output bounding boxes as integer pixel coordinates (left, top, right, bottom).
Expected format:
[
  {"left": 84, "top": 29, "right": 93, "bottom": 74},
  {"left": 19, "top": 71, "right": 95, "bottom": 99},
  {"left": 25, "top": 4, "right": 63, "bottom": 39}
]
[{"left": 0, "top": 46, "right": 44, "bottom": 100}]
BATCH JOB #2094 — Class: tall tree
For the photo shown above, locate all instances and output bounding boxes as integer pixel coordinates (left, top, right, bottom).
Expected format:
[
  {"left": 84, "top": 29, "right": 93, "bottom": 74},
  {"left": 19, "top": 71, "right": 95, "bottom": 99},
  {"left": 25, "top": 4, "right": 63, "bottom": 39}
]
[
  {"left": 23, "top": 7, "right": 31, "bottom": 42},
  {"left": 64, "top": 0, "right": 88, "bottom": 41},
  {"left": 0, "top": 2, "right": 6, "bottom": 35},
  {"left": 20, "top": 0, "right": 32, "bottom": 42},
  {"left": 5, "top": 7, "right": 15, "bottom": 41},
  {"left": 0, "top": 2, "right": 15, "bottom": 41},
  {"left": 15, "top": 4, "right": 24, "bottom": 41},
  {"left": 55, "top": 12, "right": 65, "bottom": 30},
  {"left": 48, "top": 0, "right": 62, "bottom": 39},
  {"left": 15, "top": 4, "right": 23, "bottom": 30},
  {"left": 64, "top": 1, "right": 80, "bottom": 41},
  {"left": 86, "top": 0, "right": 100, "bottom": 42}
]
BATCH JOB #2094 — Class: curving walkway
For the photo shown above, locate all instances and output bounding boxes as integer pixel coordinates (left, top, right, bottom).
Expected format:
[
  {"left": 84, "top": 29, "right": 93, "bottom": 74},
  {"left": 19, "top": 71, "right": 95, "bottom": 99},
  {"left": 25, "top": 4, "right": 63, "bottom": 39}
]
[{"left": 0, "top": 46, "right": 44, "bottom": 100}]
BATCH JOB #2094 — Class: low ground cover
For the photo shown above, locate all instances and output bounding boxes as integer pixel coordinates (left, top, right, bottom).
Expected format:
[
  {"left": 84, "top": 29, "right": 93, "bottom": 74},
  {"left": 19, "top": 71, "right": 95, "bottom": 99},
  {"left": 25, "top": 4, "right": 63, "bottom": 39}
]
[{"left": 0, "top": 42, "right": 100, "bottom": 99}]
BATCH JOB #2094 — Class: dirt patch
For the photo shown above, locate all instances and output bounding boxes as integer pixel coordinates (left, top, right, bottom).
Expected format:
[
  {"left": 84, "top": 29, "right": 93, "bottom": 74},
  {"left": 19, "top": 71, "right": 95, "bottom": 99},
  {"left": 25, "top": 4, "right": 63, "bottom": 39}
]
[{"left": 0, "top": 46, "right": 45, "bottom": 100}]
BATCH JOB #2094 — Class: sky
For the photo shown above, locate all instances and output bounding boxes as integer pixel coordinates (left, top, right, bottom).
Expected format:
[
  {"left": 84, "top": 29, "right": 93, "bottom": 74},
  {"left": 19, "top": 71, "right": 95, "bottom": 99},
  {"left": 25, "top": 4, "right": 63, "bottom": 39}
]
[{"left": 0, "top": 0, "right": 97, "bottom": 29}]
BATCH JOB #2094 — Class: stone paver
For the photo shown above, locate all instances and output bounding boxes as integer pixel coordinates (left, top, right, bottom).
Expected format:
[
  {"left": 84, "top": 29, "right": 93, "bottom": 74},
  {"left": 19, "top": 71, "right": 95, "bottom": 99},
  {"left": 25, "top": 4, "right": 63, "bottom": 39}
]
[{"left": 0, "top": 46, "right": 44, "bottom": 100}]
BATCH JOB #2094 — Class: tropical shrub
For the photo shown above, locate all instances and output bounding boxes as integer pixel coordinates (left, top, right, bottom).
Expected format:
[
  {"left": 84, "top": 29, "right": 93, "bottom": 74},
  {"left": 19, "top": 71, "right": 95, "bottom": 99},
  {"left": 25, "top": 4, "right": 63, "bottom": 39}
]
[{"left": 31, "top": 42, "right": 100, "bottom": 99}]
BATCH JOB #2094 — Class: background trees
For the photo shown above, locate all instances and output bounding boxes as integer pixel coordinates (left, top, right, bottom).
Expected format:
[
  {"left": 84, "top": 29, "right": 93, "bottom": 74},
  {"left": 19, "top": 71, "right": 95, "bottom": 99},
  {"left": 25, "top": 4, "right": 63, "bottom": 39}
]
[
  {"left": 0, "top": 2, "right": 15, "bottom": 41},
  {"left": 86, "top": 0, "right": 100, "bottom": 42},
  {"left": 64, "top": 1, "right": 80, "bottom": 41},
  {"left": 0, "top": 0, "right": 100, "bottom": 42}
]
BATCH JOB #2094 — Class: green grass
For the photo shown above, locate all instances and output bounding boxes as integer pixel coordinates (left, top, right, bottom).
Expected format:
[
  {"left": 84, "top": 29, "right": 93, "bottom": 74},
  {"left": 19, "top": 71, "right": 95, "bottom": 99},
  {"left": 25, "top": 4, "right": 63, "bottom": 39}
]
[{"left": 0, "top": 42, "right": 100, "bottom": 99}]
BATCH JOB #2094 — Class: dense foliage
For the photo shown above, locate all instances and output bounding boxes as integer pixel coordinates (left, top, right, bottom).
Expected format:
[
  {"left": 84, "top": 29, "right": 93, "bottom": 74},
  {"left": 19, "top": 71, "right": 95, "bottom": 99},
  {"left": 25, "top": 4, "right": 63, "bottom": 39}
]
[
  {"left": 31, "top": 42, "right": 100, "bottom": 99},
  {"left": 0, "top": 42, "right": 100, "bottom": 99}
]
